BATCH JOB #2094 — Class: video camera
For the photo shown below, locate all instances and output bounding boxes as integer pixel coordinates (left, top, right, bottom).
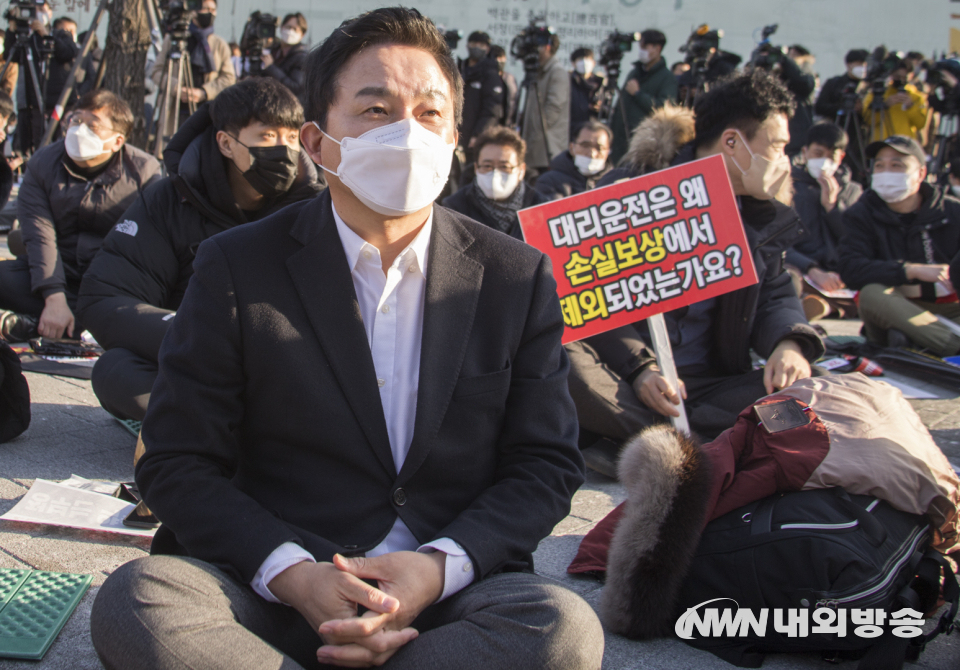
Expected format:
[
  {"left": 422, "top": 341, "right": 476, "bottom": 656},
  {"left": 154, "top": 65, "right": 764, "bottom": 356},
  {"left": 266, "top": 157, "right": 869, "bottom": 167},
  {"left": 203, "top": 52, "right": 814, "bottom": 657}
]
[
  {"left": 159, "top": 0, "right": 202, "bottom": 40},
  {"left": 925, "top": 59, "right": 960, "bottom": 116},
  {"left": 5, "top": 0, "right": 43, "bottom": 34},
  {"left": 240, "top": 10, "right": 278, "bottom": 75},
  {"left": 510, "top": 17, "right": 554, "bottom": 72},
  {"left": 866, "top": 46, "right": 905, "bottom": 96},
  {"left": 749, "top": 24, "right": 787, "bottom": 70},
  {"left": 598, "top": 30, "right": 640, "bottom": 83},
  {"left": 680, "top": 24, "right": 722, "bottom": 72}
]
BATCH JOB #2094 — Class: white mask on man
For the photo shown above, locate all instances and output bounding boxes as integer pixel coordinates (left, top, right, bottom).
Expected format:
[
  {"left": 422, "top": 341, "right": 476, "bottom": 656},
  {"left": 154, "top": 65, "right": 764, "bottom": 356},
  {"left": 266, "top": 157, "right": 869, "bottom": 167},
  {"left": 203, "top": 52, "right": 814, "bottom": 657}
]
[
  {"left": 314, "top": 119, "right": 455, "bottom": 216},
  {"left": 65, "top": 123, "right": 117, "bottom": 161},
  {"left": 574, "top": 154, "right": 606, "bottom": 176},
  {"left": 871, "top": 170, "right": 918, "bottom": 203},
  {"left": 636, "top": 48, "right": 652, "bottom": 65},
  {"left": 476, "top": 169, "right": 521, "bottom": 201},
  {"left": 806, "top": 157, "right": 838, "bottom": 180},
  {"left": 574, "top": 59, "right": 594, "bottom": 76},
  {"left": 851, "top": 65, "right": 867, "bottom": 80},
  {"left": 730, "top": 130, "right": 791, "bottom": 200}
]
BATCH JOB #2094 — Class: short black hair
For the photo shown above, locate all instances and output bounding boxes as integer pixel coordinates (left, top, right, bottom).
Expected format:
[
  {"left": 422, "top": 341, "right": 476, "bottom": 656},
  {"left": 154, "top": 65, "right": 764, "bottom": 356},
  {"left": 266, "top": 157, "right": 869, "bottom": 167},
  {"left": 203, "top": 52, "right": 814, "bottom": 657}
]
[
  {"left": 54, "top": 16, "right": 76, "bottom": 30},
  {"left": 640, "top": 29, "right": 666, "bottom": 47},
  {"left": 573, "top": 119, "right": 612, "bottom": 145},
  {"left": 474, "top": 125, "right": 525, "bottom": 162},
  {"left": 789, "top": 44, "right": 811, "bottom": 57},
  {"left": 570, "top": 47, "right": 594, "bottom": 62},
  {"left": 76, "top": 89, "right": 135, "bottom": 138},
  {"left": 805, "top": 122, "right": 848, "bottom": 151},
  {"left": 845, "top": 49, "right": 869, "bottom": 64},
  {"left": 210, "top": 78, "right": 304, "bottom": 135},
  {"left": 905, "top": 51, "right": 925, "bottom": 61},
  {"left": 304, "top": 7, "right": 463, "bottom": 131},
  {"left": 693, "top": 69, "right": 795, "bottom": 149},
  {"left": 488, "top": 45, "right": 506, "bottom": 59},
  {"left": 0, "top": 90, "right": 13, "bottom": 121},
  {"left": 467, "top": 31, "right": 490, "bottom": 45},
  {"left": 281, "top": 13, "right": 308, "bottom": 35}
]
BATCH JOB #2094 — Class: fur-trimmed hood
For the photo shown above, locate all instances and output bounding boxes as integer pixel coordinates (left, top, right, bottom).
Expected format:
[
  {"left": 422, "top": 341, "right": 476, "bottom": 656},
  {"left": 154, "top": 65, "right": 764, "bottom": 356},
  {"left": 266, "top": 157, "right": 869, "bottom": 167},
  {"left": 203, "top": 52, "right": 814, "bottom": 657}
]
[
  {"left": 600, "top": 425, "right": 713, "bottom": 639},
  {"left": 620, "top": 103, "right": 695, "bottom": 175}
]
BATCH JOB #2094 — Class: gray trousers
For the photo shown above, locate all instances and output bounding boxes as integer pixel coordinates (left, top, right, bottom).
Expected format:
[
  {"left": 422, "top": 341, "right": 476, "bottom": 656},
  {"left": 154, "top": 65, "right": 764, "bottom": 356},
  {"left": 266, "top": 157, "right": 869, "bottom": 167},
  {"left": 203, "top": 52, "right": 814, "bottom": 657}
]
[{"left": 90, "top": 555, "right": 604, "bottom": 670}]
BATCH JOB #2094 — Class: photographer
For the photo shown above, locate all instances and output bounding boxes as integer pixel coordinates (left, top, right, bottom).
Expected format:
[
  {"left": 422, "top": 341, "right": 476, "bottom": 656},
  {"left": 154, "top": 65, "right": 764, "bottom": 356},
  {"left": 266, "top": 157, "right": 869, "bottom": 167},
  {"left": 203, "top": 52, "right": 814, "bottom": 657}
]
[
  {"left": 861, "top": 58, "right": 928, "bottom": 143},
  {"left": 839, "top": 136, "right": 960, "bottom": 356},
  {"left": 610, "top": 30, "right": 677, "bottom": 164},
  {"left": 535, "top": 119, "right": 612, "bottom": 200},
  {"left": 569, "top": 47, "right": 602, "bottom": 139},
  {"left": 44, "top": 16, "right": 80, "bottom": 113},
  {"left": 259, "top": 13, "right": 307, "bottom": 98},
  {"left": 815, "top": 49, "right": 869, "bottom": 181},
  {"left": 0, "top": 90, "right": 161, "bottom": 341},
  {"left": 520, "top": 30, "right": 569, "bottom": 176},
  {"left": 443, "top": 125, "right": 547, "bottom": 239},
  {"left": 77, "top": 79, "right": 323, "bottom": 421},
  {"left": 459, "top": 31, "right": 503, "bottom": 152},
  {"left": 490, "top": 45, "right": 517, "bottom": 125},
  {"left": 150, "top": 0, "right": 235, "bottom": 112}
]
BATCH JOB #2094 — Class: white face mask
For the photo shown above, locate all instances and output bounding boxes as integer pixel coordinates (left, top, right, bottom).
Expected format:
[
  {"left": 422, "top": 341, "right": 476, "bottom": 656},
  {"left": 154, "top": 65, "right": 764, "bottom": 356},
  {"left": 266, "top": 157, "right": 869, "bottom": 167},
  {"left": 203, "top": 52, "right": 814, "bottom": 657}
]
[
  {"left": 636, "top": 48, "right": 652, "bottom": 64},
  {"left": 806, "top": 157, "right": 838, "bottom": 180},
  {"left": 872, "top": 170, "right": 918, "bottom": 203},
  {"left": 730, "top": 130, "right": 791, "bottom": 200},
  {"left": 476, "top": 169, "right": 521, "bottom": 201},
  {"left": 279, "top": 28, "right": 302, "bottom": 46},
  {"left": 851, "top": 65, "right": 867, "bottom": 80},
  {"left": 574, "top": 154, "right": 606, "bottom": 176},
  {"left": 65, "top": 123, "right": 117, "bottom": 161},
  {"left": 314, "top": 119, "right": 455, "bottom": 217},
  {"left": 574, "top": 59, "right": 594, "bottom": 76}
]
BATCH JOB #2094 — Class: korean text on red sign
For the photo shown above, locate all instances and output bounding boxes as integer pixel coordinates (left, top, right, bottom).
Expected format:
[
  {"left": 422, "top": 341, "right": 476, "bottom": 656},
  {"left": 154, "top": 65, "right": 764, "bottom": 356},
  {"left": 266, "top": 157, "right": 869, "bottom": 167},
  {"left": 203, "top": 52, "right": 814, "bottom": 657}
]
[{"left": 518, "top": 155, "right": 759, "bottom": 344}]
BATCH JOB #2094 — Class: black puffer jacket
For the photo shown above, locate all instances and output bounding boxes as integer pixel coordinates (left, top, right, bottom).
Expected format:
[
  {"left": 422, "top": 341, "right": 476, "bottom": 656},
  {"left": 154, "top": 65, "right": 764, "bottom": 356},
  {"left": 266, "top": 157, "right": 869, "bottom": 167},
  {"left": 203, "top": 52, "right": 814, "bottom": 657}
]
[
  {"left": 77, "top": 107, "right": 324, "bottom": 362},
  {"left": 587, "top": 143, "right": 824, "bottom": 380},
  {"left": 786, "top": 162, "right": 863, "bottom": 273},
  {"left": 18, "top": 140, "right": 162, "bottom": 298},
  {"left": 534, "top": 150, "right": 610, "bottom": 200},
  {"left": 838, "top": 183, "right": 960, "bottom": 300},
  {"left": 459, "top": 57, "right": 504, "bottom": 147}
]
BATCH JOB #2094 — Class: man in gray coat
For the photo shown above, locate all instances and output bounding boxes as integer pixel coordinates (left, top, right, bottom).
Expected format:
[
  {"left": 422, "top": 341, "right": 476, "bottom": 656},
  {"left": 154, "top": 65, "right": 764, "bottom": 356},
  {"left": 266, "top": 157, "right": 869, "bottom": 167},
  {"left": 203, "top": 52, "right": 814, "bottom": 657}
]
[
  {"left": 0, "top": 89, "right": 161, "bottom": 341},
  {"left": 521, "top": 32, "right": 570, "bottom": 176}
]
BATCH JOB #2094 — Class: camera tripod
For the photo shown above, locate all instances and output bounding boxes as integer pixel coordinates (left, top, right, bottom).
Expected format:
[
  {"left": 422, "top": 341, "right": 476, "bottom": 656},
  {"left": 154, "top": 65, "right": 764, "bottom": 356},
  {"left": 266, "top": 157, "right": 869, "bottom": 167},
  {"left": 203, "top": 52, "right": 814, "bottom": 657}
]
[
  {"left": 514, "top": 54, "right": 553, "bottom": 166},
  {"left": 835, "top": 88, "right": 869, "bottom": 179},
  {"left": 864, "top": 90, "right": 896, "bottom": 145},
  {"left": 150, "top": 25, "right": 197, "bottom": 158},
  {"left": 930, "top": 111, "right": 958, "bottom": 179},
  {"left": 0, "top": 25, "right": 56, "bottom": 155}
]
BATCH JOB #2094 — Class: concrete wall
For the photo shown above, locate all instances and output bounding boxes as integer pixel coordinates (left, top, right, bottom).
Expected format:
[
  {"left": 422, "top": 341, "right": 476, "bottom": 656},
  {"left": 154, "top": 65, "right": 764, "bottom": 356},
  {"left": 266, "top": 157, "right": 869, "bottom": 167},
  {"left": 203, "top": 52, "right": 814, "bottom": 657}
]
[{"left": 62, "top": 0, "right": 953, "bottom": 85}]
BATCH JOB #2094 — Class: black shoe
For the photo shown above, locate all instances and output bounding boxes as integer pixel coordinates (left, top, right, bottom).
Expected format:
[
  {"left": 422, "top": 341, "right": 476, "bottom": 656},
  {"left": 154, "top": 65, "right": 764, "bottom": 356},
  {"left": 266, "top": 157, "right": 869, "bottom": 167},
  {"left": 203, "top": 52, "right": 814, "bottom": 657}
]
[
  {"left": 0, "top": 310, "right": 38, "bottom": 342},
  {"left": 886, "top": 328, "right": 910, "bottom": 349},
  {"left": 580, "top": 438, "right": 622, "bottom": 479}
]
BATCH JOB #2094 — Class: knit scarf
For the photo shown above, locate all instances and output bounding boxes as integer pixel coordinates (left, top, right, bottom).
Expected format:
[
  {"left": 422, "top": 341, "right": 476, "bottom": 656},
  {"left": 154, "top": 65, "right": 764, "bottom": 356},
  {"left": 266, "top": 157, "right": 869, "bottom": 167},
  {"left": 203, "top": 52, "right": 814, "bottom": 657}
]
[
  {"left": 188, "top": 23, "right": 216, "bottom": 75},
  {"left": 467, "top": 180, "right": 526, "bottom": 234}
]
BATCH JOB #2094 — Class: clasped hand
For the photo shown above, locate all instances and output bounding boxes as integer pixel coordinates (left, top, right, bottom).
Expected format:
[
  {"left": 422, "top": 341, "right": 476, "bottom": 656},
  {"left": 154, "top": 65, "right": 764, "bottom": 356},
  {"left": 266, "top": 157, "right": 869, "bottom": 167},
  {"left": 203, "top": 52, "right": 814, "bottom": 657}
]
[{"left": 269, "top": 551, "right": 445, "bottom": 667}]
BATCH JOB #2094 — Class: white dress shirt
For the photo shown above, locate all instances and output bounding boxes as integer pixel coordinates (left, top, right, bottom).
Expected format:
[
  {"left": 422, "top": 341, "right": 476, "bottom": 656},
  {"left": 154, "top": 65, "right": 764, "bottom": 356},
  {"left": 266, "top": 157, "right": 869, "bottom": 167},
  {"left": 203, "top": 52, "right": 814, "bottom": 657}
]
[{"left": 251, "top": 204, "right": 476, "bottom": 603}]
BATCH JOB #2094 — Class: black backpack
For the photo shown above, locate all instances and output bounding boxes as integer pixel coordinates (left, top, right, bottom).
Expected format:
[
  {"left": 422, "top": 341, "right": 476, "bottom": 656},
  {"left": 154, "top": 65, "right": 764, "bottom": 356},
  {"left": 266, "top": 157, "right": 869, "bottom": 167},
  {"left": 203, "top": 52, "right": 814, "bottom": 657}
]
[{"left": 675, "top": 487, "right": 958, "bottom": 669}]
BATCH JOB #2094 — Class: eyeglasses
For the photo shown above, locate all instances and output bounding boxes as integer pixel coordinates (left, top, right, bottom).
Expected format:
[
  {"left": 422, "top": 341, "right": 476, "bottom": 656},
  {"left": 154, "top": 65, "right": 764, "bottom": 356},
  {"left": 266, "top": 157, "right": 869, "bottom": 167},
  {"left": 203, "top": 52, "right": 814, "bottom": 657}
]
[
  {"left": 476, "top": 162, "right": 518, "bottom": 173},
  {"left": 66, "top": 115, "right": 116, "bottom": 135},
  {"left": 575, "top": 141, "right": 609, "bottom": 155}
]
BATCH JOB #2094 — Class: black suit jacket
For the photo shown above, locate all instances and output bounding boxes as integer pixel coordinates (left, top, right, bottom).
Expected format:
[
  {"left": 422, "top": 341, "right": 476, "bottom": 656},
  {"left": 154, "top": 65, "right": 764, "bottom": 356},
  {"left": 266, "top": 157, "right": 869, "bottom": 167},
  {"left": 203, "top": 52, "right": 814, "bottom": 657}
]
[{"left": 136, "top": 190, "right": 584, "bottom": 585}]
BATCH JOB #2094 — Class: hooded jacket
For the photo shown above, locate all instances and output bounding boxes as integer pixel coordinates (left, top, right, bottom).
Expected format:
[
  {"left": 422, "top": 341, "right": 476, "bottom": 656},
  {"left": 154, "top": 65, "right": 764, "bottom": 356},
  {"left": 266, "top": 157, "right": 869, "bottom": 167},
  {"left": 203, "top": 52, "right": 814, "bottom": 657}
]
[
  {"left": 586, "top": 110, "right": 823, "bottom": 381},
  {"left": 610, "top": 58, "right": 679, "bottom": 165},
  {"left": 600, "top": 103, "right": 695, "bottom": 186},
  {"left": 77, "top": 106, "right": 324, "bottom": 363},
  {"left": 838, "top": 183, "right": 960, "bottom": 300},
  {"left": 534, "top": 149, "right": 611, "bottom": 201},
  {"left": 18, "top": 140, "right": 162, "bottom": 299},
  {"left": 786, "top": 161, "right": 863, "bottom": 273}
]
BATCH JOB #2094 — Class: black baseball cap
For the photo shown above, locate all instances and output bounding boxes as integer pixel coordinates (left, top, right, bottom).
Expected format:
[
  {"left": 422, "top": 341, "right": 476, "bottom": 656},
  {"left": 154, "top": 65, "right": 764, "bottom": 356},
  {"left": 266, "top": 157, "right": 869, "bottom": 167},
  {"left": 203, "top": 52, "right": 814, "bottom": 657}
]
[
  {"left": 865, "top": 135, "right": 926, "bottom": 165},
  {"left": 640, "top": 30, "right": 666, "bottom": 47}
]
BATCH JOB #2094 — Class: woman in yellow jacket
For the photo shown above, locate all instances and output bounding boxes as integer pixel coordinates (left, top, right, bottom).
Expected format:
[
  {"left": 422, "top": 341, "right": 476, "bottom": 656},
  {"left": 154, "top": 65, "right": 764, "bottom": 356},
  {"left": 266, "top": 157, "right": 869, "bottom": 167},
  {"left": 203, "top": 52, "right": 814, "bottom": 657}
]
[{"left": 862, "top": 63, "right": 929, "bottom": 143}]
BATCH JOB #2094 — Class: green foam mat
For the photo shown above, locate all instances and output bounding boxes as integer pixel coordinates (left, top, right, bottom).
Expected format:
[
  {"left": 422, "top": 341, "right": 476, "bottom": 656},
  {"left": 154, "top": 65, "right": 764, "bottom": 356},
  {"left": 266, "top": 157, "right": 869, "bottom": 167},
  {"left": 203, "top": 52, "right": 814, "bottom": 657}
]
[{"left": 0, "top": 568, "right": 92, "bottom": 660}]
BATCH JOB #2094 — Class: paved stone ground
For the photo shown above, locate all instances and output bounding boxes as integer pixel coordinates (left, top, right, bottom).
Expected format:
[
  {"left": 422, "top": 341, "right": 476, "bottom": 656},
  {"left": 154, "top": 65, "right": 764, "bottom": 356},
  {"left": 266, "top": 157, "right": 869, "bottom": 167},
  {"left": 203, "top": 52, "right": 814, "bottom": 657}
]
[{"left": 1, "top": 314, "right": 959, "bottom": 668}]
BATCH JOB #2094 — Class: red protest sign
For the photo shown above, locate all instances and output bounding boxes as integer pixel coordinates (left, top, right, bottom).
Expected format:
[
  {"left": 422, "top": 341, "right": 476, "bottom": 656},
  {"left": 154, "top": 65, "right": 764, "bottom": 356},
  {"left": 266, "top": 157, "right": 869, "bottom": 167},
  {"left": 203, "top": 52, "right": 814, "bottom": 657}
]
[{"left": 519, "top": 155, "right": 758, "bottom": 344}]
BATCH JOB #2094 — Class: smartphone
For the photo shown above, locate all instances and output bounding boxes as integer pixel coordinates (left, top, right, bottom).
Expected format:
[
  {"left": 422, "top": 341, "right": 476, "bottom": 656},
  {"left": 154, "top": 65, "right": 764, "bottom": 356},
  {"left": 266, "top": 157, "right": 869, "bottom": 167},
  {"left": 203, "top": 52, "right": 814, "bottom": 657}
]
[{"left": 122, "top": 500, "right": 160, "bottom": 529}]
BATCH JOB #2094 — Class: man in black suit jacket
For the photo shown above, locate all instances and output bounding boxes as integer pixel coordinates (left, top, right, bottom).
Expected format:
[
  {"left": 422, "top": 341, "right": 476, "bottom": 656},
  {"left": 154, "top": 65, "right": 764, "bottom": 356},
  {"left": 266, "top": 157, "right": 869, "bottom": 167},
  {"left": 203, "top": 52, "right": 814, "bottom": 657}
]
[{"left": 90, "top": 8, "right": 602, "bottom": 670}]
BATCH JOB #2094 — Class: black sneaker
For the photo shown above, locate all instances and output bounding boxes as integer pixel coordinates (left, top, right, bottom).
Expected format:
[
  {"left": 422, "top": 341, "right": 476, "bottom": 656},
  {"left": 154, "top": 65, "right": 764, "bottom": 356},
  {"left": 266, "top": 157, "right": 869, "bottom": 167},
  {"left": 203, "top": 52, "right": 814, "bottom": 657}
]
[
  {"left": 0, "top": 310, "right": 38, "bottom": 342},
  {"left": 580, "top": 438, "right": 622, "bottom": 479}
]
